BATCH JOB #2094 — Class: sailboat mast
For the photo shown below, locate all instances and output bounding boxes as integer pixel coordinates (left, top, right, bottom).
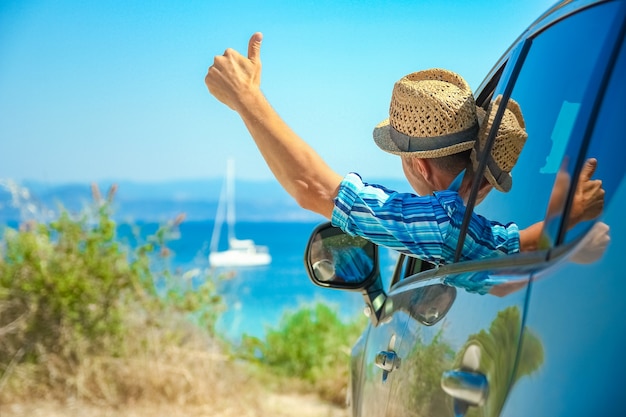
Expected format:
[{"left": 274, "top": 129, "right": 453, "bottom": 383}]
[
  {"left": 209, "top": 169, "right": 227, "bottom": 252},
  {"left": 226, "top": 158, "right": 236, "bottom": 243}
]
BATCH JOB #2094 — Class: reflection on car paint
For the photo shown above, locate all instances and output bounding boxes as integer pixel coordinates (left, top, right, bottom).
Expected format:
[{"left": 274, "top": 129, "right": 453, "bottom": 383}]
[{"left": 386, "top": 306, "right": 544, "bottom": 417}]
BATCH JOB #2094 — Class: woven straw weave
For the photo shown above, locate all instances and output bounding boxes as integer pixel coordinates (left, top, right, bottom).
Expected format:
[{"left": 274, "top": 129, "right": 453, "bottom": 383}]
[
  {"left": 374, "top": 68, "right": 479, "bottom": 158},
  {"left": 473, "top": 96, "right": 528, "bottom": 192},
  {"left": 389, "top": 71, "right": 477, "bottom": 138}
]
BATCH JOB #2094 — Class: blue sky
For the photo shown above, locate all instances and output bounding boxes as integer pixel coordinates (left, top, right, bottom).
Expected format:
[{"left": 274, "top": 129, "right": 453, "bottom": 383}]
[{"left": 0, "top": 0, "right": 556, "bottom": 183}]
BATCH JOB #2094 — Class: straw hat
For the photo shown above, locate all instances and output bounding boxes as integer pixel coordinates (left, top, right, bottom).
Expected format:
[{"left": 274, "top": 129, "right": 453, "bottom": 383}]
[
  {"left": 373, "top": 69, "right": 480, "bottom": 158},
  {"left": 471, "top": 96, "right": 528, "bottom": 192}
]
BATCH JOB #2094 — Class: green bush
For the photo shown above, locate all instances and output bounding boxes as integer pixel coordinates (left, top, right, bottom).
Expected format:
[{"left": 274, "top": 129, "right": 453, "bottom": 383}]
[
  {"left": 0, "top": 185, "right": 223, "bottom": 399},
  {"left": 237, "top": 302, "right": 366, "bottom": 404}
]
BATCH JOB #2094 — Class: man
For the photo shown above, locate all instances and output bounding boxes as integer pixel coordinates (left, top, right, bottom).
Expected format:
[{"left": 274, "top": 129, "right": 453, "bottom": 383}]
[{"left": 205, "top": 32, "right": 603, "bottom": 265}]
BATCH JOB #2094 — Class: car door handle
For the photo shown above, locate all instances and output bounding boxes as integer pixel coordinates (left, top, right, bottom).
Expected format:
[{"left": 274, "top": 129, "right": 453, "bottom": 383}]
[
  {"left": 440, "top": 369, "right": 488, "bottom": 406},
  {"left": 375, "top": 350, "right": 401, "bottom": 382},
  {"left": 375, "top": 350, "right": 401, "bottom": 372}
]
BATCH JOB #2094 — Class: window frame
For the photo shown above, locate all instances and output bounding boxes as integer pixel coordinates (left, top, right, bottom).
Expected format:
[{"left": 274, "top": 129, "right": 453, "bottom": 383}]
[
  {"left": 454, "top": 39, "right": 531, "bottom": 263},
  {"left": 458, "top": 0, "right": 626, "bottom": 264}
]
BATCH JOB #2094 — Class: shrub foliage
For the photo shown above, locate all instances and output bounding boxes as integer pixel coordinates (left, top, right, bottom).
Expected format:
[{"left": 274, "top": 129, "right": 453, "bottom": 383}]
[
  {"left": 0, "top": 183, "right": 365, "bottom": 408},
  {"left": 0, "top": 185, "right": 223, "bottom": 401},
  {"left": 238, "top": 302, "right": 366, "bottom": 404}
]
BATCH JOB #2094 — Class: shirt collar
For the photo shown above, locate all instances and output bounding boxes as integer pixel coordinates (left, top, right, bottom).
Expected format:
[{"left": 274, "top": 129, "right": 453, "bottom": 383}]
[{"left": 447, "top": 169, "right": 466, "bottom": 192}]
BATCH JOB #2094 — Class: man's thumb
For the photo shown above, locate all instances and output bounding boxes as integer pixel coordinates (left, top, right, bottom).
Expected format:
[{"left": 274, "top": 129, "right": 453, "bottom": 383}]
[
  {"left": 580, "top": 158, "right": 598, "bottom": 181},
  {"left": 248, "top": 32, "right": 263, "bottom": 63}
]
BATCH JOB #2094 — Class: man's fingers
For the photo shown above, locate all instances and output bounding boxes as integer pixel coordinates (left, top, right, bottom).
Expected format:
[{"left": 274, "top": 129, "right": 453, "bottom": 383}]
[
  {"left": 248, "top": 32, "right": 263, "bottom": 63},
  {"left": 580, "top": 158, "right": 598, "bottom": 181}
]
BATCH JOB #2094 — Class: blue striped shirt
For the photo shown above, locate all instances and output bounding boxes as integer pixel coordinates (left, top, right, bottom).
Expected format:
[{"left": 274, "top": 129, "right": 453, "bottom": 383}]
[{"left": 331, "top": 173, "right": 520, "bottom": 265}]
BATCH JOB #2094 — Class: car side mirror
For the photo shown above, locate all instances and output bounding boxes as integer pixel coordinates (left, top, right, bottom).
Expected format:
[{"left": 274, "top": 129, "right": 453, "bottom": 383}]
[
  {"left": 304, "top": 222, "right": 387, "bottom": 325},
  {"left": 304, "top": 222, "right": 378, "bottom": 289}
]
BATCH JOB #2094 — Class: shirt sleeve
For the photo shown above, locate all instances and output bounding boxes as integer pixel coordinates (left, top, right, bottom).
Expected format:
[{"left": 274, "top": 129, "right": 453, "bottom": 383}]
[
  {"left": 433, "top": 189, "right": 521, "bottom": 262},
  {"left": 332, "top": 173, "right": 452, "bottom": 264},
  {"left": 332, "top": 173, "right": 520, "bottom": 265}
]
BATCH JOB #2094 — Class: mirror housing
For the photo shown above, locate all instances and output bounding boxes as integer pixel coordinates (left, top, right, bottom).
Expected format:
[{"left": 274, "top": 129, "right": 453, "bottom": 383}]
[
  {"left": 304, "top": 222, "right": 378, "bottom": 290},
  {"left": 304, "top": 222, "right": 387, "bottom": 325},
  {"left": 386, "top": 283, "right": 457, "bottom": 327}
]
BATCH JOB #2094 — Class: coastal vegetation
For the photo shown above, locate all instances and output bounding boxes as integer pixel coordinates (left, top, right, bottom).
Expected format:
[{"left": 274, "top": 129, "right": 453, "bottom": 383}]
[
  {"left": 237, "top": 302, "right": 366, "bottom": 405},
  {"left": 0, "top": 185, "right": 358, "bottom": 414}
]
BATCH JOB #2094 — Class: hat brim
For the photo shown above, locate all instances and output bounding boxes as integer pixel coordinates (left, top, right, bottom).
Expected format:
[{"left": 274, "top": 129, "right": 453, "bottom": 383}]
[
  {"left": 373, "top": 118, "right": 475, "bottom": 158},
  {"left": 471, "top": 148, "right": 512, "bottom": 192}
]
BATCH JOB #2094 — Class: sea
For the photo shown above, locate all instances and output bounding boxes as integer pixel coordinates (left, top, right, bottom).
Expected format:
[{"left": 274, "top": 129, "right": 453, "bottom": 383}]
[{"left": 118, "top": 220, "right": 398, "bottom": 343}]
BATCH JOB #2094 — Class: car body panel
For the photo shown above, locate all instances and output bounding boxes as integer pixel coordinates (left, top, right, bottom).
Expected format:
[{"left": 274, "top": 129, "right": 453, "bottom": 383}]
[
  {"left": 384, "top": 276, "right": 531, "bottom": 417},
  {"left": 354, "top": 310, "right": 407, "bottom": 416},
  {"left": 501, "top": 181, "right": 626, "bottom": 416},
  {"left": 501, "top": 12, "right": 626, "bottom": 415}
]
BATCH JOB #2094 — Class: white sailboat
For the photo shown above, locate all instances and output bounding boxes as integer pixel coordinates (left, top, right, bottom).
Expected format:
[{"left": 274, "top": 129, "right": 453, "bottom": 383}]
[{"left": 208, "top": 159, "right": 271, "bottom": 268}]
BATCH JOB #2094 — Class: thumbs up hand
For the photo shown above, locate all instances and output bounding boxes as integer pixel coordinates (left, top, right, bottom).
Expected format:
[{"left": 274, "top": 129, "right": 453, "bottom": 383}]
[
  {"left": 569, "top": 158, "right": 605, "bottom": 226},
  {"left": 205, "top": 32, "right": 264, "bottom": 112}
]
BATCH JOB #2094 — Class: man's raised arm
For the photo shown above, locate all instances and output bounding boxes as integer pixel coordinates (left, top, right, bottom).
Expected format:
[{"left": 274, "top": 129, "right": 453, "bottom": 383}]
[{"left": 205, "top": 32, "right": 342, "bottom": 219}]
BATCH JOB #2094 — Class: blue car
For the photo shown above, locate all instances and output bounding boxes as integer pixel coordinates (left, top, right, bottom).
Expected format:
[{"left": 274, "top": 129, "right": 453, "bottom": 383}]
[{"left": 304, "top": 0, "right": 626, "bottom": 415}]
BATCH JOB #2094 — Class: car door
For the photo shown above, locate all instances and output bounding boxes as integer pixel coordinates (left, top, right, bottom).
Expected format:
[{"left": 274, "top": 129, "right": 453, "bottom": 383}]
[
  {"left": 373, "top": 3, "right": 622, "bottom": 416},
  {"left": 350, "top": 298, "right": 409, "bottom": 417},
  {"left": 499, "top": 2, "right": 626, "bottom": 415}
]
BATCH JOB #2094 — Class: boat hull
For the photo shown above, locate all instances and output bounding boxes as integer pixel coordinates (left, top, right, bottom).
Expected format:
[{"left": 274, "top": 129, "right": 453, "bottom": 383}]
[{"left": 209, "top": 248, "right": 272, "bottom": 268}]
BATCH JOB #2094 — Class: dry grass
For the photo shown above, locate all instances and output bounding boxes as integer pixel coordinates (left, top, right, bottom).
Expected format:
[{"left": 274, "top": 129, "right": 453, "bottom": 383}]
[
  {"left": 0, "top": 347, "right": 350, "bottom": 417},
  {"left": 1, "top": 393, "right": 349, "bottom": 417},
  {"left": 0, "top": 315, "right": 350, "bottom": 417},
  {"left": 1, "top": 357, "right": 349, "bottom": 417}
]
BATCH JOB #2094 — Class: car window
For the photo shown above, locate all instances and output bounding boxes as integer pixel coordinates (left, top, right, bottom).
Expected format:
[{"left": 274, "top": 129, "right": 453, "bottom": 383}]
[
  {"left": 558, "top": 27, "right": 626, "bottom": 252},
  {"left": 392, "top": 1, "right": 621, "bottom": 289},
  {"left": 469, "top": 1, "right": 621, "bottom": 251},
  {"left": 390, "top": 254, "right": 436, "bottom": 287}
]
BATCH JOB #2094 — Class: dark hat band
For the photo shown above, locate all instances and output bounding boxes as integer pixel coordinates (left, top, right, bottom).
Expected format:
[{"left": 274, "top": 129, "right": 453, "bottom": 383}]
[
  {"left": 486, "top": 154, "right": 512, "bottom": 190},
  {"left": 389, "top": 123, "right": 479, "bottom": 152}
]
